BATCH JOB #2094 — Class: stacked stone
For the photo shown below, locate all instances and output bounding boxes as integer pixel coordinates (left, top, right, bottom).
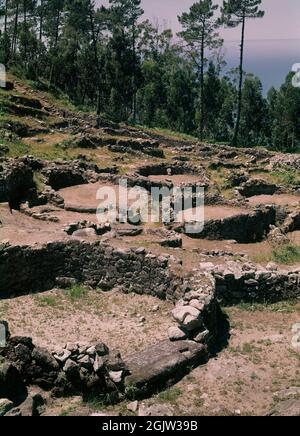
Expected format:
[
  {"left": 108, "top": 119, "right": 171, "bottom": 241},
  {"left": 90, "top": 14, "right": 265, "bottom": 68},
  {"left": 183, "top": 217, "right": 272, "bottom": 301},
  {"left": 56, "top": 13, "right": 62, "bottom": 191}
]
[
  {"left": 212, "top": 260, "right": 300, "bottom": 304},
  {"left": 64, "top": 220, "right": 111, "bottom": 237},
  {"left": 282, "top": 209, "right": 300, "bottom": 233},
  {"left": 0, "top": 241, "right": 178, "bottom": 301},
  {"left": 0, "top": 324, "right": 127, "bottom": 399},
  {"left": 52, "top": 342, "right": 128, "bottom": 395},
  {"left": 168, "top": 271, "right": 217, "bottom": 346}
]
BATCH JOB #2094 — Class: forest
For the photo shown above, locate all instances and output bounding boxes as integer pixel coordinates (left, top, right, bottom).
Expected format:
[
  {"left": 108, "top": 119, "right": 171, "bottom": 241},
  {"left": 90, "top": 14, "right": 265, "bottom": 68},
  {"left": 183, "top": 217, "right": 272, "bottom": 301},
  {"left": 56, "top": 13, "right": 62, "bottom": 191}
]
[{"left": 0, "top": 0, "right": 299, "bottom": 150}]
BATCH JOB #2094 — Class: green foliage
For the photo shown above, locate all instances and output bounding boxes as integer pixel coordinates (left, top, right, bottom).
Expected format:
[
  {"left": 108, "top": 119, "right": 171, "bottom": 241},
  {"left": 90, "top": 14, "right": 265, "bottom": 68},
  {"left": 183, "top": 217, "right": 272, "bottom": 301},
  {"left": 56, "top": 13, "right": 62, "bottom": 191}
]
[
  {"left": 272, "top": 244, "right": 300, "bottom": 265},
  {"left": 66, "top": 284, "right": 87, "bottom": 301},
  {"left": 157, "top": 387, "right": 182, "bottom": 403},
  {"left": 253, "top": 243, "right": 300, "bottom": 265},
  {"left": 0, "top": 0, "right": 298, "bottom": 151}
]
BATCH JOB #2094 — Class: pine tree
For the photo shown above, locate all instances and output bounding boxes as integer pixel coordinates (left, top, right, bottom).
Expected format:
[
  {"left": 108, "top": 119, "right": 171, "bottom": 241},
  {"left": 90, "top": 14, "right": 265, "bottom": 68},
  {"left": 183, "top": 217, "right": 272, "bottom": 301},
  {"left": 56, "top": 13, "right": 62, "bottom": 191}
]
[
  {"left": 109, "top": 0, "right": 144, "bottom": 122},
  {"left": 220, "top": 0, "right": 264, "bottom": 146},
  {"left": 178, "top": 0, "right": 222, "bottom": 140}
]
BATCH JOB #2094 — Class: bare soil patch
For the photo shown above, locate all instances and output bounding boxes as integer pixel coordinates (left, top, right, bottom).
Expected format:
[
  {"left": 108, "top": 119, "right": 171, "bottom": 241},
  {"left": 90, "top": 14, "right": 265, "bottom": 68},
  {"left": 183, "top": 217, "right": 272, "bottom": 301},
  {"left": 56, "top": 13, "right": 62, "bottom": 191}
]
[
  {"left": 248, "top": 194, "right": 300, "bottom": 207},
  {"left": 0, "top": 288, "right": 174, "bottom": 357}
]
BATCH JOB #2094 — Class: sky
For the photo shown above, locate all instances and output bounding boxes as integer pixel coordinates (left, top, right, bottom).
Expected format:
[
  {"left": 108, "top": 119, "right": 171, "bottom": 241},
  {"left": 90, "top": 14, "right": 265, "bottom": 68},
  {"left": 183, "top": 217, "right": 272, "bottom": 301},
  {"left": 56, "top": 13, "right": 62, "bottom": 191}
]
[
  {"left": 99, "top": 0, "right": 300, "bottom": 41},
  {"left": 98, "top": 1, "right": 300, "bottom": 91}
]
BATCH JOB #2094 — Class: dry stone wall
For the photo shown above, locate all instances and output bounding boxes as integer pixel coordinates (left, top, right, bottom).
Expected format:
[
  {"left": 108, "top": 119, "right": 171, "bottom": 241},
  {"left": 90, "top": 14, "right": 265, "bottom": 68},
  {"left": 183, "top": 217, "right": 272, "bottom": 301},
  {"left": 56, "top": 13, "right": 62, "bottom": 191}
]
[{"left": 0, "top": 241, "right": 182, "bottom": 300}]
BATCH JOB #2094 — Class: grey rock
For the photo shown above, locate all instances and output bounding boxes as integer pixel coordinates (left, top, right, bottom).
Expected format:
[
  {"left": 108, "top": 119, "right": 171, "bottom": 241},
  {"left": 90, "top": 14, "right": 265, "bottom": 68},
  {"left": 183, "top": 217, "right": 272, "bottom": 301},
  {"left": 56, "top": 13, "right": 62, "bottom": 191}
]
[
  {"left": 0, "top": 398, "right": 14, "bottom": 416},
  {"left": 168, "top": 326, "right": 187, "bottom": 341}
]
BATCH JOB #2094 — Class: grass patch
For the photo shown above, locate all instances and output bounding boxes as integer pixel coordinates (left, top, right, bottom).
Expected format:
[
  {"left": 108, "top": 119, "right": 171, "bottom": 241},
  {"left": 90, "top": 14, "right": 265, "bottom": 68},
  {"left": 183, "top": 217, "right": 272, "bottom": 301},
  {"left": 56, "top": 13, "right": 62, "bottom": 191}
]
[
  {"left": 66, "top": 284, "right": 88, "bottom": 301},
  {"left": 157, "top": 387, "right": 182, "bottom": 403},
  {"left": 253, "top": 243, "right": 300, "bottom": 265},
  {"left": 34, "top": 294, "right": 59, "bottom": 307},
  {"left": 272, "top": 244, "right": 300, "bottom": 265},
  {"left": 233, "top": 300, "right": 300, "bottom": 314}
]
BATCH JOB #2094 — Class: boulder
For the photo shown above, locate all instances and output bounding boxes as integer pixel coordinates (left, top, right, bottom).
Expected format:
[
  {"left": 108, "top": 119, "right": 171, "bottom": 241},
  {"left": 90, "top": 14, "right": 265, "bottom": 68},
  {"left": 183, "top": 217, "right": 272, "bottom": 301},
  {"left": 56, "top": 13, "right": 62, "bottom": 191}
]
[
  {"left": 138, "top": 403, "right": 174, "bottom": 416},
  {"left": 32, "top": 346, "right": 59, "bottom": 371},
  {"left": 0, "top": 362, "right": 27, "bottom": 403},
  {"left": 0, "top": 398, "right": 14, "bottom": 416},
  {"left": 168, "top": 326, "right": 187, "bottom": 341},
  {"left": 125, "top": 340, "right": 207, "bottom": 394},
  {"left": 268, "top": 399, "right": 300, "bottom": 416},
  {"left": 5, "top": 393, "right": 44, "bottom": 417},
  {"left": 171, "top": 305, "right": 201, "bottom": 324}
]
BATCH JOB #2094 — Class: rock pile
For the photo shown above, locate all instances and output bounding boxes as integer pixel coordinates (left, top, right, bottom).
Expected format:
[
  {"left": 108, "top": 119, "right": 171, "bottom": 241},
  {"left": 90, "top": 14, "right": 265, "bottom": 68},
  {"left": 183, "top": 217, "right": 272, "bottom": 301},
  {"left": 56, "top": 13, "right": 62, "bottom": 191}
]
[
  {"left": 0, "top": 240, "right": 179, "bottom": 300},
  {"left": 64, "top": 220, "right": 111, "bottom": 237},
  {"left": 237, "top": 178, "right": 278, "bottom": 198},
  {"left": 0, "top": 159, "right": 34, "bottom": 206},
  {"left": 169, "top": 272, "right": 217, "bottom": 345},
  {"left": 209, "top": 260, "right": 300, "bottom": 304},
  {"left": 0, "top": 323, "right": 127, "bottom": 403}
]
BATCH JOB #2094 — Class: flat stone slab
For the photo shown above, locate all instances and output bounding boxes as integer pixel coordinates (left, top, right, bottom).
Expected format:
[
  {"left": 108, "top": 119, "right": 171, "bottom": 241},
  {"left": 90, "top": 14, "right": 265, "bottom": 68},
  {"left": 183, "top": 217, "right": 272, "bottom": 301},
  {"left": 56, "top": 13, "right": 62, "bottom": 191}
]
[{"left": 124, "top": 339, "right": 207, "bottom": 391}]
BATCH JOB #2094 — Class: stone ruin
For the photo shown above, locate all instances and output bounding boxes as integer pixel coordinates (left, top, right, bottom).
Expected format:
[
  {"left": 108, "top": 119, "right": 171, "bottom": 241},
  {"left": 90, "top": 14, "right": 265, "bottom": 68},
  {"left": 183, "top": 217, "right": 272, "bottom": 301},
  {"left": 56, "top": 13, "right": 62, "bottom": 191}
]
[{"left": 1, "top": 235, "right": 300, "bottom": 415}]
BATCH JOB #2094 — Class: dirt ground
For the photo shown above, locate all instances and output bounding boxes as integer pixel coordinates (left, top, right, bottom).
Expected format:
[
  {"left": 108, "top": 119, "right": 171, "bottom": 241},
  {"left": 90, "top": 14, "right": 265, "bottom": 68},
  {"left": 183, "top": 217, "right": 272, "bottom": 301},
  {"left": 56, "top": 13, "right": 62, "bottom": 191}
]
[
  {"left": 39, "top": 301, "right": 300, "bottom": 416},
  {"left": 247, "top": 194, "right": 300, "bottom": 207},
  {"left": 0, "top": 288, "right": 174, "bottom": 356}
]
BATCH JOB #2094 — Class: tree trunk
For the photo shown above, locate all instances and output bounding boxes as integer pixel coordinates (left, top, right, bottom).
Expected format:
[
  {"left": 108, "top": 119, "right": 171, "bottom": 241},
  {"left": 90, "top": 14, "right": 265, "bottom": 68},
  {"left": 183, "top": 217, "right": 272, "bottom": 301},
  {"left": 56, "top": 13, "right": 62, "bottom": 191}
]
[
  {"left": 12, "top": 1, "right": 20, "bottom": 56},
  {"left": 89, "top": 6, "right": 102, "bottom": 115},
  {"left": 49, "top": 8, "right": 61, "bottom": 85},
  {"left": 4, "top": 0, "right": 8, "bottom": 33},
  {"left": 199, "top": 32, "right": 205, "bottom": 141},
  {"left": 39, "top": 0, "right": 44, "bottom": 41},
  {"left": 132, "top": 22, "right": 137, "bottom": 123},
  {"left": 232, "top": 13, "right": 246, "bottom": 147},
  {"left": 23, "top": 0, "right": 27, "bottom": 63}
]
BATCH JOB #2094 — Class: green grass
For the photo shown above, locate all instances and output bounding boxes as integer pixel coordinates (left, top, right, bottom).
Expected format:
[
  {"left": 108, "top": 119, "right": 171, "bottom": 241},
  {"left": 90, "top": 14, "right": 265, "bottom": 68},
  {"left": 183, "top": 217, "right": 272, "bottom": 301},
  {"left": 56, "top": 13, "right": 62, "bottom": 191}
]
[
  {"left": 270, "top": 170, "right": 300, "bottom": 188},
  {"left": 66, "top": 284, "right": 87, "bottom": 301},
  {"left": 253, "top": 243, "right": 300, "bottom": 266},
  {"left": 272, "top": 244, "right": 300, "bottom": 265},
  {"left": 234, "top": 300, "right": 300, "bottom": 314},
  {"left": 137, "top": 125, "right": 199, "bottom": 143},
  {"left": 34, "top": 295, "right": 58, "bottom": 307},
  {"left": 157, "top": 387, "right": 182, "bottom": 403}
]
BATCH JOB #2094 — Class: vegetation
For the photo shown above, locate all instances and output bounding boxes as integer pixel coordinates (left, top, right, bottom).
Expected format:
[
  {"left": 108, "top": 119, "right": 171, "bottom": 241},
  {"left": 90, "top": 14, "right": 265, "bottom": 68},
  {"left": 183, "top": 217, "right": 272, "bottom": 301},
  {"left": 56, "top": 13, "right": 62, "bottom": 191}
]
[
  {"left": 0, "top": 0, "right": 299, "bottom": 150},
  {"left": 253, "top": 243, "right": 300, "bottom": 265}
]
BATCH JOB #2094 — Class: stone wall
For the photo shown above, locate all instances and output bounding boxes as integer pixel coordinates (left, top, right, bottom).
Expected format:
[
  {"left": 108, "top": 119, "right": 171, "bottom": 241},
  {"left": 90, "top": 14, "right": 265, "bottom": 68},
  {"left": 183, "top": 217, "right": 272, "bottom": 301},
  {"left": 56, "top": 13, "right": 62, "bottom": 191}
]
[
  {"left": 175, "top": 206, "right": 276, "bottom": 243},
  {"left": 0, "top": 241, "right": 180, "bottom": 301},
  {"left": 212, "top": 262, "right": 300, "bottom": 304},
  {"left": 0, "top": 160, "right": 34, "bottom": 205}
]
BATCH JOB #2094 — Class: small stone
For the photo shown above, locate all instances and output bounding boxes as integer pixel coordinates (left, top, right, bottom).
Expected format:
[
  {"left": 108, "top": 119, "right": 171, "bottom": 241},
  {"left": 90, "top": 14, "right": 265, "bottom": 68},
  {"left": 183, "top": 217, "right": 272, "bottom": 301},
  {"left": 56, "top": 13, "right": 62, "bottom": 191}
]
[
  {"left": 93, "top": 355, "right": 104, "bottom": 374},
  {"left": 189, "top": 299, "right": 205, "bottom": 311},
  {"left": 109, "top": 370, "right": 123, "bottom": 383},
  {"left": 65, "top": 343, "right": 79, "bottom": 353},
  {"left": 193, "top": 330, "right": 210, "bottom": 343},
  {"left": 95, "top": 342, "right": 109, "bottom": 356},
  {"left": 0, "top": 399, "right": 14, "bottom": 416},
  {"left": 77, "top": 355, "right": 92, "bottom": 369},
  {"left": 151, "top": 305, "right": 160, "bottom": 312},
  {"left": 168, "top": 326, "right": 186, "bottom": 341},
  {"left": 53, "top": 349, "right": 72, "bottom": 365},
  {"left": 63, "top": 359, "right": 78, "bottom": 375},
  {"left": 86, "top": 346, "right": 96, "bottom": 357},
  {"left": 266, "top": 262, "right": 278, "bottom": 272},
  {"left": 138, "top": 403, "right": 174, "bottom": 417},
  {"left": 127, "top": 401, "right": 138, "bottom": 412},
  {"left": 171, "top": 305, "right": 201, "bottom": 324},
  {"left": 182, "top": 315, "right": 203, "bottom": 332}
]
